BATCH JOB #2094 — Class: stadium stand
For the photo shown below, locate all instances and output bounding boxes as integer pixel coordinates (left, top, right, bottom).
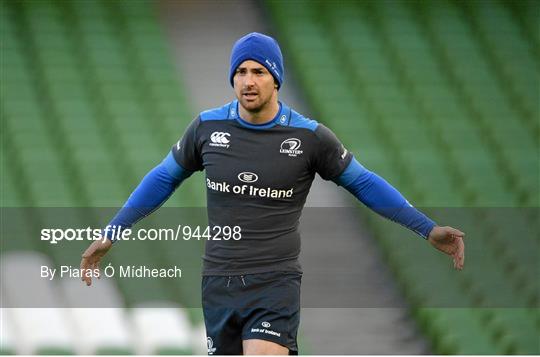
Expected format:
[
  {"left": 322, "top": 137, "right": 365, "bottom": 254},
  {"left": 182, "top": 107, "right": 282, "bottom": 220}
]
[
  {"left": 61, "top": 278, "right": 134, "bottom": 354},
  {"left": 0, "top": 308, "right": 15, "bottom": 355},
  {"left": 66, "top": 307, "right": 134, "bottom": 354},
  {"left": 1, "top": 252, "right": 76, "bottom": 354},
  {"left": 1, "top": 0, "right": 538, "bottom": 354},
  {"left": 265, "top": 0, "right": 539, "bottom": 354},
  {"left": 131, "top": 303, "right": 192, "bottom": 354},
  {"left": 1, "top": 0, "right": 204, "bottom": 353}
]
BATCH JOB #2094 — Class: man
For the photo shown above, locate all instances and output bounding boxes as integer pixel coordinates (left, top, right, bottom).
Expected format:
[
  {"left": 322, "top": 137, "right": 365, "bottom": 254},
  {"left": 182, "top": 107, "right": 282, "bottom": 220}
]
[{"left": 81, "top": 33, "right": 465, "bottom": 355}]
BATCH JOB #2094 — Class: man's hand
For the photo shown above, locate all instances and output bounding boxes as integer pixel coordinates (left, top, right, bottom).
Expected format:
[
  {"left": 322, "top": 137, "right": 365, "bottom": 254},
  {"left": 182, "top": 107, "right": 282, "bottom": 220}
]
[
  {"left": 428, "top": 226, "right": 465, "bottom": 270},
  {"left": 80, "top": 238, "right": 112, "bottom": 286}
]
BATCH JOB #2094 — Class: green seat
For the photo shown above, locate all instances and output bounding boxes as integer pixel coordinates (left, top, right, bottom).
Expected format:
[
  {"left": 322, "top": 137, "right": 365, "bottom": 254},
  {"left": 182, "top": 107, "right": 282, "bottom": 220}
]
[
  {"left": 33, "top": 32, "right": 71, "bottom": 50},
  {"left": 265, "top": 0, "right": 538, "bottom": 353},
  {"left": 37, "top": 49, "right": 78, "bottom": 66},
  {"left": 0, "top": 63, "right": 32, "bottom": 84},
  {"left": 489, "top": 309, "right": 540, "bottom": 354},
  {"left": 0, "top": 150, "right": 23, "bottom": 207},
  {"left": 435, "top": 309, "right": 499, "bottom": 354},
  {"left": 42, "top": 65, "right": 83, "bottom": 83}
]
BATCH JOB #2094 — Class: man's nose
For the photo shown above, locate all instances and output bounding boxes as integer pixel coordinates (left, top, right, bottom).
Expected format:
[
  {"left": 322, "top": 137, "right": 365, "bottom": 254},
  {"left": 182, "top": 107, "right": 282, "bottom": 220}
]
[{"left": 243, "top": 73, "right": 255, "bottom": 86}]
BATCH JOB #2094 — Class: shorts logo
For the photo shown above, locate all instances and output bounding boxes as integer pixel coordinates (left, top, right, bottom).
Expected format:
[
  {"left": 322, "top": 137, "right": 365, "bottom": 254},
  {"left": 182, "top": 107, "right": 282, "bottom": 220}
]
[
  {"left": 210, "top": 132, "right": 231, "bottom": 148},
  {"left": 280, "top": 138, "right": 303, "bottom": 157},
  {"left": 207, "top": 337, "right": 216, "bottom": 355},
  {"left": 251, "top": 324, "right": 281, "bottom": 337},
  {"left": 238, "top": 172, "right": 258, "bottom": 183}
]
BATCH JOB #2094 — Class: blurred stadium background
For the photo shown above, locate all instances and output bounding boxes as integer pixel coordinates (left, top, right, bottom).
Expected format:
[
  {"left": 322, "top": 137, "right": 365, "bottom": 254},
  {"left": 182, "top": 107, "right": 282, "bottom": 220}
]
[{"left": 1, "top": 0, "right": 538, "bottom": 354}]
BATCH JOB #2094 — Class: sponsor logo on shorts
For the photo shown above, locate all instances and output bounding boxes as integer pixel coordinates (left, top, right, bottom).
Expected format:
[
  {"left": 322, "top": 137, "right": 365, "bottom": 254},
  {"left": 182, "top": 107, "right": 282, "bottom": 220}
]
[
  {"left": 251, "top": 322, "right": 281, "bottom": 337},
  {"left": 207, "top": 337, "right": 216, "bottom": 355}
]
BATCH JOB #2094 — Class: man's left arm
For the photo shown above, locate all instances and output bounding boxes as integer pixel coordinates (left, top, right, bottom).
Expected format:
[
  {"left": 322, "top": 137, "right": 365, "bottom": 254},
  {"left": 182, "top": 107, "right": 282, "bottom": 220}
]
[
  {"left": 312, "top": 124, "right": 464, "bottom": 270},
  {"left": 334, "top": 158, "right": 465, "bottom": 270}
]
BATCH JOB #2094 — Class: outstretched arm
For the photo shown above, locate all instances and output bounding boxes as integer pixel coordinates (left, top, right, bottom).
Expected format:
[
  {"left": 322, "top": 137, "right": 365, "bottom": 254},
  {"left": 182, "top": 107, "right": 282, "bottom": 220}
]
[
  {"left": 335, "top": 157, "right": 465, "bottom": 269},
  {"left": 103, "top": 152, "right": 193, "bottom": 241},
  {"left": 80, "top": 152, "right": 194, "bottom": 285}
]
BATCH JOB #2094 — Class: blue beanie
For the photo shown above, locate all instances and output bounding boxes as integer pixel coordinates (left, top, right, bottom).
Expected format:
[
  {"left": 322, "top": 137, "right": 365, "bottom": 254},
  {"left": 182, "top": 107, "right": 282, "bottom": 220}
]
[{"left": 229, "top": 32, "right": 284, "bottom": 89}]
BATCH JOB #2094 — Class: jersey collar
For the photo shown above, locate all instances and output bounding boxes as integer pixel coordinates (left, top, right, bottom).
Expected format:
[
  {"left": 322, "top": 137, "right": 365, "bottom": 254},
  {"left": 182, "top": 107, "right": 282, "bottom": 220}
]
[{"left": 229, "top": 100, "right": 291, "bottom": 130}]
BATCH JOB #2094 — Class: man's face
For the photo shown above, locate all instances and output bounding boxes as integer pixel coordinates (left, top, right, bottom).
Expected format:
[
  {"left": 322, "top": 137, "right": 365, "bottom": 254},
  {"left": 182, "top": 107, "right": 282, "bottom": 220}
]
[{"left": 233, "top": 60, "right": 277, "bottom": 113}]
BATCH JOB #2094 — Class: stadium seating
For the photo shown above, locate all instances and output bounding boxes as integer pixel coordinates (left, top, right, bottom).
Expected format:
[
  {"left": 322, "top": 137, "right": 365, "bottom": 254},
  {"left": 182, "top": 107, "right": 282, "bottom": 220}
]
[
  {"left": 1, "top": 0, "right": 205, "bottom": 353},
  {"left": 61, "top": 278, "right": 134, "bottom": 354},
  {"left": 1, "top": 252, "right": 77, "bottom": 354},
  {"left": 0, "top": 309, "right": 16, "bottom": 355},
  {"left": 131, "top": 303, "right": 193, "bottom": 354},
  {"left": 266, "top": 0, "right": 539, "bottom": 354},
  {"left": 2, "top": 0, "right": 538, "bottom": 354}
]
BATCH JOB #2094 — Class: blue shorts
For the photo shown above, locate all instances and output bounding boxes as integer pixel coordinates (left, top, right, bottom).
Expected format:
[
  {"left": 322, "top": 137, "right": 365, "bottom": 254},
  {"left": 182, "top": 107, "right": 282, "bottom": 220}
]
[{"left": 202, "top": 271, "right": 302, "bottom": 355}]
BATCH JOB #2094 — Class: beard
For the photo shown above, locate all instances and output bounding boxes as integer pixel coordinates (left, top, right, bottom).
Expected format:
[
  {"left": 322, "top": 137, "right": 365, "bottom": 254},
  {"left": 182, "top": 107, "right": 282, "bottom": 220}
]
[{"left": 237, "top": 92, "right": 272, "bottom": 113}]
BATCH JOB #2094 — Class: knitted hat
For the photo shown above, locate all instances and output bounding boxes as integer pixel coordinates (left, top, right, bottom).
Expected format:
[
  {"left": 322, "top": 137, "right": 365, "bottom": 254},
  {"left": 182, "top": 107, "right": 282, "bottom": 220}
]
[{"left": 229, "top": 32, "right": 284, "bottom": 89}]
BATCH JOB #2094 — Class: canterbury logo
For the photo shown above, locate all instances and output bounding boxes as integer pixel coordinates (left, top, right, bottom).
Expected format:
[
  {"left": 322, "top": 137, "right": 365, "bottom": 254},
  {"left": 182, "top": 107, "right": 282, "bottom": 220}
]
[
  {"left": 211, "top": 132, "right": 230, "bottom": 144},
  {"left": 209, "top": 132, "right": 231, "bottom": 148}
]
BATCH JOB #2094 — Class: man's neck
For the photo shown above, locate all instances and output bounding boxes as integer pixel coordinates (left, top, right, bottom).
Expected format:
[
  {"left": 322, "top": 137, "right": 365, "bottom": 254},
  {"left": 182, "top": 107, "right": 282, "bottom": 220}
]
[{"left": 238, "top": 99, "right": 280, "bottom": 125}]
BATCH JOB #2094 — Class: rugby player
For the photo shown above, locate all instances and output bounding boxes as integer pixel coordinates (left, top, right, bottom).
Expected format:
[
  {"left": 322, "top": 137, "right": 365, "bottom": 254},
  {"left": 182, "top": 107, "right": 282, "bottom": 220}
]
[{"left": 80, "top": 32, "right": 465, "bottom": 355}]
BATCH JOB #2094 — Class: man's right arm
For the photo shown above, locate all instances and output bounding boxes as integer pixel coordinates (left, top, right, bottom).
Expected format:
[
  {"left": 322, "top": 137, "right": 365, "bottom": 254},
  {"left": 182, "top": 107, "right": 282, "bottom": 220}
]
[
  {"left": 80, "top": 117, "right": 203, "bottom": 285},
  {"left": 80, "top": 152, "right": 193, "bottom": 286},
  {"left": 105, "top": 116, "right": 203, "bottom": 242},
  {"left": 103, "top": 152, "right": 194, "bottom": 242}
]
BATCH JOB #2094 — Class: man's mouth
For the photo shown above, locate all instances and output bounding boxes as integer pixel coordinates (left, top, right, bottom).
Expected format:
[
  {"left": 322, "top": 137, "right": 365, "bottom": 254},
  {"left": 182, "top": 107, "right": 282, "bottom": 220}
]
[{"left": 243, "top": 92, "right": 258, "bottom": 100}]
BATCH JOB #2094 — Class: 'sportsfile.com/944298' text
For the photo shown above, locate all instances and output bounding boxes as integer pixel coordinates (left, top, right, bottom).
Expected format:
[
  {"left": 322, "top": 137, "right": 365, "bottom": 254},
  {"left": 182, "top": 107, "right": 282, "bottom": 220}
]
[{"left": 40, "top": 225, "right": 242, "bottom": 245}]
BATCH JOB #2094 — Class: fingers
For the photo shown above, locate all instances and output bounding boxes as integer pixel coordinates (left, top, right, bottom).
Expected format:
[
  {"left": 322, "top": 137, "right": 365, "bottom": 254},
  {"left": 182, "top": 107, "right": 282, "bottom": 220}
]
[
  {"left": 458, "top": 237, "right": 465, "bottom": 269},
  {"left": 430, "top": 226, "right": 465, "bottom": 270},
  {"left": 80, "top": 241, "right": 101, "bottom": 285},
  {"left": 94, "top": 260, "right": 101, "bottom": 279},
  {"left": 452, "top": 237, "right": 465, "bottom": 270},
  {"left": 80, "top": 258, "right": 92, "bottom": 286}
]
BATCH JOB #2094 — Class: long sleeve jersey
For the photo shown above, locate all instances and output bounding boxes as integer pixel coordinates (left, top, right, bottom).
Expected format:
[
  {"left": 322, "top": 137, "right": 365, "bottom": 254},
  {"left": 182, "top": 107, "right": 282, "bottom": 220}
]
[{"left": 107, "top": 100, "right": 435, "bottom": 275}]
